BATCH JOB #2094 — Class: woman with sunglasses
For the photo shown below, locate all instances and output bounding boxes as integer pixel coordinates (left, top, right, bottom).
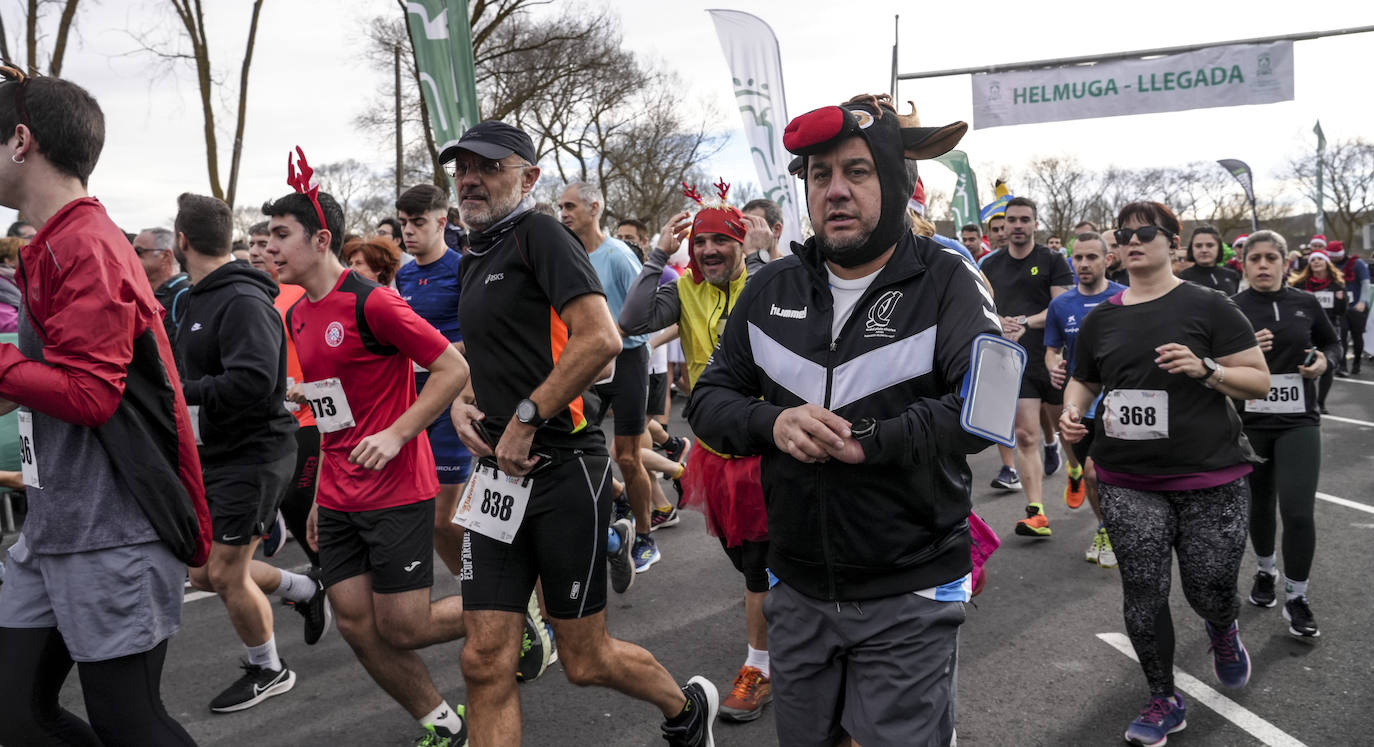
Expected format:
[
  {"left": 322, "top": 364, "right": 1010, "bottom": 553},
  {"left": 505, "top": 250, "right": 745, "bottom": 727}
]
[
  {"left": 1179, "top": 226, "right": 1241, "bottom": 295},
  {"left": 1232, "top": 230, "right": 1338, "bottom": 639},
  {"left": 1060, "top": 201, "right": 1269, "bottom": 747},
  {"left": 1288, "top": 249, "right": 1347, "bottom": 413}
]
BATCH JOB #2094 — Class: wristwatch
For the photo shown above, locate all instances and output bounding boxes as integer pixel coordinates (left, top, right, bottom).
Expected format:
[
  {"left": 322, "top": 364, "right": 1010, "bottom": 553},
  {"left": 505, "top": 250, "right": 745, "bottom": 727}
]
[
  {"left": 514, "top": 398, "right": 547, "bottom": 428},
  {"left": 1198, "top": 357, "right": 1221, "bottom": 389},
  {"left": 850, "top": 417, "right": 878, "bottom": 441},
  {"left": 1014, "top": 315, "right": 1028, "bottom": 326}
]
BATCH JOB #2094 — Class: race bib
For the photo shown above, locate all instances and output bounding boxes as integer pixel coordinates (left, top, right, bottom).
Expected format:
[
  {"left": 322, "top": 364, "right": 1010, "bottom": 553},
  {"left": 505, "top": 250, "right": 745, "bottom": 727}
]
[
  {"left": 453, "top": 461, "right": 532, "bottom": 543},
  {"left": 300, "top": 378, "right": 356, "bottom": 433},
  {"left": 187, "top": 405, "right": 204, "bottom": 445},
  {"left": 1314, "top": 291, "right": 1334, "bottom": 310},
  {"left": 1103, "top": 389, "right": 1169, "bottom": 440},
  {"left": 1246, "top": 373, "right": 1305, "bottom": 414},
  {"left": 17, "top": 409, "right": 39, "bottom": 488}
]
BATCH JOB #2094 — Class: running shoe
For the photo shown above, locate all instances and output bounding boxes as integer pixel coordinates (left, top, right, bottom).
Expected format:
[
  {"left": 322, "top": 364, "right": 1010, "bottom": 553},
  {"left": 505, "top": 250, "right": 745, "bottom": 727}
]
[
  {"left": 1014, "top": 503, "right": 1051, "bottom": 537},
  {"left": 517, "top": 592, "right": 552, "bottom": 683},
  {"left": 613, "top": 495, "right": 632, "bottom": 524},
  {"left": 633, "top": 533, "right": 662, "bottom": 573},
  {"left": 209, "top": 660, "right": 296, "bottom": 713},
  {"left": 286, "top": 572, "right": 331, "bottom": 646},
  {"left": 1205, "top": 620, "right": 1251, "bottom": 689},
  {"left": 1064, "top": 471, "right": 1086, "bottom": 510},
  {"left": 663, "top": 435, "right": 690, "bottom": 464},
  {"left": 262, "top": 511, "right": 288, "bottom": 557},
  {"left": 415, "top": 705, "right": 467, "bottom": 747},
  {"left": 1283, "top": 596, "right": 1320, "bottom": 638},
  {"left": 1084, "top": 528, "right": 1102, "bottom": 563},
  {"left": 1124, "top": 692, "right": 1186, "bottom": 746},
  {"left": 661, "top": 676, "right": 719, "bottom": 747},
  {"left": 651, "top": 505, "right": 680, "bottom": 531},
  {"left": 990, "top": 466, "right": 1022, "bottom": 491},
  {"left": 608, "top": 518, "right": 635, "bottom": 594},
  {"left": 1043, "top": 441, "right": 1062, "bottom": 477},
  {"left": 719, "top": 665, "right": 771, "bottom": 722},
  {"left": 1096, "top": 530, "right": 1118, "bottom": 569},
  {"left": 1248, "top": 570, "right": 1278, "bottom": 608}
]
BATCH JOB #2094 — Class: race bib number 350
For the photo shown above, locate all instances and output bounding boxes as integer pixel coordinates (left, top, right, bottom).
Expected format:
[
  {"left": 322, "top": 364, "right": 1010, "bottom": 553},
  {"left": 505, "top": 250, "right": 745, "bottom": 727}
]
[
  {"left": 299, "top": 378, "right": 356, "bottom": 433},
  {"left": 1104, "top": 389, "right": 1169, "bottom": 440},
  {"left": 1247, "top": 373, "right": 1305, "bottom": 415},
  {"left": 453, "top": 462, "right": 532, "bottom": 544}
]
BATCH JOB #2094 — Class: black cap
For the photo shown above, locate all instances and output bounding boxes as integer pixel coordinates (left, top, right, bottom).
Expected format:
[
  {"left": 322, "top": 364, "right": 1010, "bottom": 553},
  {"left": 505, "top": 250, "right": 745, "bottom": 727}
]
[{"left": 439, "top": 120, "right": 537, "bottom": 166}]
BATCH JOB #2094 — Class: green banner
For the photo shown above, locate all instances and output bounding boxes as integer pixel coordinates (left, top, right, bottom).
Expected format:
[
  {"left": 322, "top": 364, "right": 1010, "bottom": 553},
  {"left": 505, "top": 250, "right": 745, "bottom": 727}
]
[
  {"left": 933, "top": 150, "right": 981, "bottom": 232},
  {"left": 406, "top": 0, "right": 482, "bottom": 158}
]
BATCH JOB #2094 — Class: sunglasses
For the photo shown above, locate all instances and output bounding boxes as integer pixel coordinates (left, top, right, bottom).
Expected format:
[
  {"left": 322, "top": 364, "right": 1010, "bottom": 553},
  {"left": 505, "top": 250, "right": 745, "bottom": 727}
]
[{"left": 1113, "top": 225, "right": 1175, "bottom": 246}]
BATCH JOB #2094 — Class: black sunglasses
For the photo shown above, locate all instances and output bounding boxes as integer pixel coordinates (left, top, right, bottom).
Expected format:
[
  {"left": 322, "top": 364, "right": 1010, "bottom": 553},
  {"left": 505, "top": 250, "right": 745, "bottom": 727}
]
[{"left": 1113, "top": 225, "right": 1175, "bottom": 246}]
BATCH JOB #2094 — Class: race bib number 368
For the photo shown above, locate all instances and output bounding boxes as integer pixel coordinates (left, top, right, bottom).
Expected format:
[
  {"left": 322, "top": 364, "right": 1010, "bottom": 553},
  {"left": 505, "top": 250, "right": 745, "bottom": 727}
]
[{"left": 1104, "top": 389, "right": 1169, "bottom": 440}]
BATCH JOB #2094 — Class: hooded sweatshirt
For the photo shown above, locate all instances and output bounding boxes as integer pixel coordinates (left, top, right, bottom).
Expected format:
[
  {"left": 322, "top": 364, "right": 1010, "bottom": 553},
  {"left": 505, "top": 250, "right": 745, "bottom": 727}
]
[{"left": 176, "top": 260, "right": 296, "bottom": 465}]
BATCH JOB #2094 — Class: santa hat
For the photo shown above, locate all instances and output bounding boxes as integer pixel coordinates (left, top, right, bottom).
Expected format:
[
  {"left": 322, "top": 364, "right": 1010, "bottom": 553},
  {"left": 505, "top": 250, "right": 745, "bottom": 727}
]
[
  {"left": 1307, "top": 248, "right": 1331, "bottom": 264},
  {"left": 1309, "top": 234, "right": 1328, "bottom": 247},
  {"left": 1232, "top": 233, "right": 1249, "bottom": 246},
  {"left": 682, "top": 179, "right": 748, "bottom": 284},
  {"left": 909, "top": 178, "right": 927, "bottom": 216},
  {"left": 1327, "top": 240, "right": 1346, "bottom": 260}
]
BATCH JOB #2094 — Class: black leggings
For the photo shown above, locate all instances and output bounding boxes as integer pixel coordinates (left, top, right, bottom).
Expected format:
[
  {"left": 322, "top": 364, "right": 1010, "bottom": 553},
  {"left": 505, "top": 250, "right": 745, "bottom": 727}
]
[
  {"left": 280, "top": 425, "right": 321, "bottom": 567},
  {"left": 1245, "top": 426, "right": 1320, "bottom": 581},
  {"left": 0, "top": 627, "right": 196, "bottom": 746},
  {"left": 1344, "top": 305, "right": 1367, "bottom": 364},
  {"left": 1099, "top": 478, "right": 1249, "bottom": 697}
]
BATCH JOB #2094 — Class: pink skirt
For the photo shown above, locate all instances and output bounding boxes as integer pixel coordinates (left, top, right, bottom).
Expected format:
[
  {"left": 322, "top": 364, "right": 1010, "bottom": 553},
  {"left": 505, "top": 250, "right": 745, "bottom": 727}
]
[{"left": 680, "top": 445, "right": 768, "bottom": 547}]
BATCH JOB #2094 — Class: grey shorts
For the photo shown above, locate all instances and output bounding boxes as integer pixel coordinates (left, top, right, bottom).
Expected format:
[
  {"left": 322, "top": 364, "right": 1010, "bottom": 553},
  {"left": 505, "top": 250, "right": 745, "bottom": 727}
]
[
  {"left": 0, "top": 534, "right": 184, "bottom": 661},
  {"left": 764, "top": 581, "right": 964, "bottom": 747}
]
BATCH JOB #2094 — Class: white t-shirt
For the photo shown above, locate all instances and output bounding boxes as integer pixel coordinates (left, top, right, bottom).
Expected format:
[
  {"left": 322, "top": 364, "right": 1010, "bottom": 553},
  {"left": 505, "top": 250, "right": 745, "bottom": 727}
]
[
  {"left": 826, "top": 264, "right": 883, "bottom": 341},
  {"left": 650, "top": 339, "right": 668, "bottom": 374}
]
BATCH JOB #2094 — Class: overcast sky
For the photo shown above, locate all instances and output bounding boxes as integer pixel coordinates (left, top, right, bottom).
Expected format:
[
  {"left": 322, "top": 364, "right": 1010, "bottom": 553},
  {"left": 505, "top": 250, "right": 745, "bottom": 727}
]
[{"left": 3, "top": 0, "right": 1371, "bottom": 232}]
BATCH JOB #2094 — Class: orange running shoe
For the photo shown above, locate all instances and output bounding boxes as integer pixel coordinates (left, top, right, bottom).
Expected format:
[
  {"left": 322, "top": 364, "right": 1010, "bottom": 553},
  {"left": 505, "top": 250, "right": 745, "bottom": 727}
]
[
  {"left": 719, "top": 665, "right": 771, "bottom": 722},
  {"left": 1014, "top": 503, "right": 1052, "bottom": 537},
  {"left": 1064, "top": 472, "right": 1086, "bottom": 510}
]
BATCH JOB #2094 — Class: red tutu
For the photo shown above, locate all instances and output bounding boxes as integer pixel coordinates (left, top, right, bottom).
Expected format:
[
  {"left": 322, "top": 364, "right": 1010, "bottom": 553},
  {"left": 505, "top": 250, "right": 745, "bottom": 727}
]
[{"left": 680, "top": 444, "right": 768, "bottom": 547}]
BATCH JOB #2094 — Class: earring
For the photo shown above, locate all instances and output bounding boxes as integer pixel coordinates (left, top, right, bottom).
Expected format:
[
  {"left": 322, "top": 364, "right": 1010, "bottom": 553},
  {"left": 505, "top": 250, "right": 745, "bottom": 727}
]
[{"left": 9, "top": 153, "right": 22, "bottom": 164}]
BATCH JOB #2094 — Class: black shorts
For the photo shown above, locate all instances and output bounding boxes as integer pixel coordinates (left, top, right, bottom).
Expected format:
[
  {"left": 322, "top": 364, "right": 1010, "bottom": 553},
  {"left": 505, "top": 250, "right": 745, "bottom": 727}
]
[
  {"left": 719, "top": 536, "right": 771, "bottom": 593},
  {"left": 646, "top": 371, "right": 669, "bottom": 417},
  {"left": 461, "top": 452, "right": 612, "bottom": 619},
  {"left": 1070, "top": 417, "right": 1096, "bottom": 465},
  {"left": 203, "top": 453, "right": 295, "bottom": 545},
  {"left": 1019, "top": 358, "right": 1064, "bottom": 405},
  {"left": 590, "top": 344, "right": 649, "bottom": 436},
  {"left": 281, "top": 425, "right": 321, "bottom": 515},
  {"left": 317, "top": 499, "right": 435, "bottom": 593}
]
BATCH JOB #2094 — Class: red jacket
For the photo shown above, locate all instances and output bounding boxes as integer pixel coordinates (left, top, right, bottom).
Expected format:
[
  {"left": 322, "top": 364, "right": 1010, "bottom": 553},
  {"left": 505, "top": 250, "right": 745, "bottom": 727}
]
[{"left": 0, "top": 198, "right": 211, "bottom": 565}]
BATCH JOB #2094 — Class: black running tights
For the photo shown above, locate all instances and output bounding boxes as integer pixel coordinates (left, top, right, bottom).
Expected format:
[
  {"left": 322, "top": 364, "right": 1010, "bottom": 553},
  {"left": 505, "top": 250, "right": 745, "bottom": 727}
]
[
  {"left": 0, "top": 627, "right": 197, "bottom": 746},
  {"left": 1099, "top": 478, "right": 1249, "bottom": 697},
  {"left": 1245, "top": 426, "right": 1320, "bottom": 581},
  {"left": 279, "top": 424, "right": 322, "bottom": 567}
]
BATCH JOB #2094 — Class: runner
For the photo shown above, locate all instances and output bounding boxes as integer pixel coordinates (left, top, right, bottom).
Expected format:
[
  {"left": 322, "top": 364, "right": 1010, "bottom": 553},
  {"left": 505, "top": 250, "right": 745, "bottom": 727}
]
[
  {"left": 1044, "top": 231, "right": 1125, "bottom": 568},
  {"left": 0, "top": 66, "right": 207, "bottom": 746},
  {"left": 1327, "top": 240, "right": 1369, "bottom": 376},
  {"left": 1060, "top": 201, "right": 1270, "bottom": 747},
  {"left": 444, "top": 120, "right": 716, "bottom": 747},
  {"left": 1289, "top": 248, "right": 1346, "bottom": 413},
  {"left": 173, "top": 192, "right": 330, "bottom": 712},
  {"left": 1178, "top": 226, "right": 1241, "bottom": 295},
  {"left": 1233, "top": 229, "right": 1338, "bottom": 638},
  {"left": 264, "top": 150, "right": 471, "bottom": 747},
  {"left": 621, "top": 186, "right": 776, "bottom": 723}
]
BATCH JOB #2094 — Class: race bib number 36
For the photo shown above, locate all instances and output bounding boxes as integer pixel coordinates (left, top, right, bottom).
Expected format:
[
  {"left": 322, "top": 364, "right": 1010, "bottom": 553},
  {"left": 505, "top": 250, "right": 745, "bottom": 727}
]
[
  {"left": 18, "top": 409, "right": 39, "bottom": 488},
  {"left": 299, "top": 378, "right": 356, "bottom": 433},
  {"left": 1247, "top": 373, "right": 1305, "bottom": 415},
  {"left": 1104, "top": 389, "right": 1169, "bottom": 440},
  {"left": 453, "top": 462, "right": 532, "bottom": 544}
]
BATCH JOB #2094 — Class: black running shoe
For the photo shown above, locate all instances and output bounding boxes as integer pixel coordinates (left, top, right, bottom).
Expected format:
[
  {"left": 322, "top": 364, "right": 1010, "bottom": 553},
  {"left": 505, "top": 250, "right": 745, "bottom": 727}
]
[
  {"left": 661, "top": 675, "right": 718, "bottom": 747},
  {"left": 209, "top": 660, "right": 296, "bottom": 713},
  {"left": 608, "top": 518, "right": 635, "bottom": 594},
  {"left": 1248, "top": 571, "right": 1277, "bottom": 608},
  {"left": 287, "top": 571, "right": 332, "bottom": 645},
  {"left": 663, "top": 435, "right": 690, "bottom": 464},
  {"left": 1283, "top": 596, "right": 1320, "bottom": 638}
]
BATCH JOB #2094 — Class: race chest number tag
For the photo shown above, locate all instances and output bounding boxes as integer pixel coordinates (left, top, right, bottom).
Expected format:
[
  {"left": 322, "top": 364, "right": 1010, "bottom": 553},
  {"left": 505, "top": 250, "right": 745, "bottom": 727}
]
[
  {"left": 299, "top": 378, "right": 356, "bottom": 433},
  {"left": 453, "top": 461, "right": 532, "bottom": 544},
  {"left": 1314, "top": 291, "right": 1334, "bottom": 310},
  {"left": 1104, "top": 389, "right": 1169, "bottom": 440},
  {"left": 1247, "top": 373, "right": 1305, "bottom": 414},
  {"left": 18, "top": 409, "right": 40, "bottom": 488}
]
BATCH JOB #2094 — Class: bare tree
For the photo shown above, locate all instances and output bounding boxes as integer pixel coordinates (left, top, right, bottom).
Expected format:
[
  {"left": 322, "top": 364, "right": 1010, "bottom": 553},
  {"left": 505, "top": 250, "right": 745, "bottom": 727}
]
[
  {"left": 315, "top": 159, "right": 393, "bottom": 237},
  {"left": 3, "top": 0, "right": 81, "bottom": 74},
  {"left": 1020, "top": 155, "right": 1106, "bottom": 241},
  {"left": 1283, "top": 137, "right": 1374, "bottom": 247}
]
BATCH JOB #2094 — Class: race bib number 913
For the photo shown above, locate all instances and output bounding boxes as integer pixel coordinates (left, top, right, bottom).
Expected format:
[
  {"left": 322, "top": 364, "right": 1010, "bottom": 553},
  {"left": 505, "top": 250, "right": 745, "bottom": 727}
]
[{"left": 1104, "top": 389, "right": 1169, "bottom": 440}]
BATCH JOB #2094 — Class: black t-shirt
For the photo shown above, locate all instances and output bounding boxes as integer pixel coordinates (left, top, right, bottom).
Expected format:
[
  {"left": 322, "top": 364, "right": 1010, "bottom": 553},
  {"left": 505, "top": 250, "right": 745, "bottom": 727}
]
[
  {"left": 1232, "top": 286, "right": 1339, "bottom": 430},
  {"left": 980, "top": 244, "right": 1073, "bottom": 354},
  {"left": 1073, "top": 282, "right": 1257, "bottom": 474},
  {"left": 1178, "top": 264, "right": 1241, "bottom": 295},
  {"left": 458, "top": 208, "right": 608, "bottom": 452}
]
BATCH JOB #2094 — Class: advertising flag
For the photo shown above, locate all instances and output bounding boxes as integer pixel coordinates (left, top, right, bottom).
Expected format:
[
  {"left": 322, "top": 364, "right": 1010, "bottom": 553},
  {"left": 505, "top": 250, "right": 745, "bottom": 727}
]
[
  {"left": 406, "top": 0, "right": 482, "bottom": 160},
  {"left": 1314, "top": 121, "right": 1327, "bottom": 234},
  {"left": 933, "top": 150, "right": 981, "bottom": 233},
  {"left": 1216, "top": 158, "right": 1258, "bottom": 231}
]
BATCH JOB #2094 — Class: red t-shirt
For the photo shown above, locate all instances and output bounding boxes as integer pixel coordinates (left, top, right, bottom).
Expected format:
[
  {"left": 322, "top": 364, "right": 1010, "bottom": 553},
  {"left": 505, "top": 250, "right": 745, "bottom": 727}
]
[
  {"left": 273, "top": 283, "right": 315, "bottom": 428},
  {"left": 287, "top": 270, "right": 450, "bottom": 512}
]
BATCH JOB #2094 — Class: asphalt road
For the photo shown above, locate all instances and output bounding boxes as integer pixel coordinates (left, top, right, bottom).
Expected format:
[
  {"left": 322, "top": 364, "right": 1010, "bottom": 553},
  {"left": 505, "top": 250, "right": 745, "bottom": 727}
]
[{"left": 24, "top": 372, "right": 1374, "bottom": 746}]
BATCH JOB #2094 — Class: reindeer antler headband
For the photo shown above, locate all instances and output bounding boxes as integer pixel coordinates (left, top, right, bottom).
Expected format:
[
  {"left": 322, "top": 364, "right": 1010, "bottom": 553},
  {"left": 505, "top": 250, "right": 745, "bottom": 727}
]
[
  {"left": 286, "top": 146, "right": 328, "bottom": 233},
  {"left": 0, "top": 64, "right": 33, "bottom": 131}
]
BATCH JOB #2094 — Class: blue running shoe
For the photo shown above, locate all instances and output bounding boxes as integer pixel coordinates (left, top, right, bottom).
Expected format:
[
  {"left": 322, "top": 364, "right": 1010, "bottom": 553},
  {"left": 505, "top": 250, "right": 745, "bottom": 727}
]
[
  {"left": 262, "top": 511, "right": 287, "bottom": 557},
  {"left": 1124, "top": 692, "right": 1186, "bottom": 746},
  {"left": 1205, "top": 620, "right": 1251, "bottom": 688},
  {"left": 1043, "top": 441, "right": 1062, "bottom": 477},
  {"left": 990, "top": 465, "right": 1022, "bottom": 491},
  {"left": 632, "top": 534, "right": 661, "bottom": 574}
]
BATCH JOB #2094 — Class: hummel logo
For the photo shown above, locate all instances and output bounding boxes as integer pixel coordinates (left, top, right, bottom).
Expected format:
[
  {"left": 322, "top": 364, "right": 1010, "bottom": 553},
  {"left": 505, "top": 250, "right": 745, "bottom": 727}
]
[
  {"left": 190, "top": 322, "right": 203, "bottom": 331},
  {"left": 485, "top": 272, "right": 504, "bottom": 285},
  {"left": 770, "top": 304, "right": 807, "bottom": 319},
  {"left": 404, "top": 561, "right": 422, "bottom": 572}
]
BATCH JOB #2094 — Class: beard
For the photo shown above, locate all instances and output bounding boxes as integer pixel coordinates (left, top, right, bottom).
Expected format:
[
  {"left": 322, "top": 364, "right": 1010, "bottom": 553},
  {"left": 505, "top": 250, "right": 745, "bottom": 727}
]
[
  {"left": 460, "top": 184, "right": 524, "bottom": 232},
  {"left": 816, "top": 215, "right": 883, "bottom": 268}
]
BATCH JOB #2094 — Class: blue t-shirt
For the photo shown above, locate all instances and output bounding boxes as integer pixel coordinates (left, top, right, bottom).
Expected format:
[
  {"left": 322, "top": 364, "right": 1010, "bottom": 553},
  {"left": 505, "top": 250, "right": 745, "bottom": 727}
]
[
  {"left": 589, "top": 236, "right": 648, "bottom": 348},
  {"left": 931, "top": 233, "right": 977, "bottom": 267},
  {"left": 1045, "top": 281, "right": 1125, "bottom": 418},
  {"left": 395, "top": 248, "right": 463, "bottom": 344}
]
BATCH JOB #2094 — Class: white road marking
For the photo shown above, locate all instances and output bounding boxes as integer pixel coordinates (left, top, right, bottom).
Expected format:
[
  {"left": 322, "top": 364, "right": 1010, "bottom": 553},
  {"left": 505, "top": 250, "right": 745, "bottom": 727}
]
[
  {"left": 1317, "top": 492, "right": 1374, "bottom": 516},
  {"left": 1096, "top": 632, "right": 1307, "bottom": 747},
  {"left": 1321, "top": 413, "right": 1374, "bottom": 428},
  {"left": 1333, "top": 376, "right": 1374, "bottom": 387}
]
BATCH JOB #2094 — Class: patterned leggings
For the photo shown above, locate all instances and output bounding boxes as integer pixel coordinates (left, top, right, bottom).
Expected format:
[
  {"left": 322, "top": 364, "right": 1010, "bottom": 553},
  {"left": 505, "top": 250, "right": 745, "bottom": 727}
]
[{"left": 1099, "top": 478, "right": 1250, "bottom": 696}]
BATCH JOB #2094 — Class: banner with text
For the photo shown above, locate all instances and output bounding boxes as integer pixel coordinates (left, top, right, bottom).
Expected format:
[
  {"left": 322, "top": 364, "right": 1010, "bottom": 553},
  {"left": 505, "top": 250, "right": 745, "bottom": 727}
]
[
  {"left": 709, "top": 9, "right": 802, "bottom": 250},
  {"left": 406, "top": 0, "right": 482, "bottom": 160},
  {"left": 972, "top": 41, "right": 1294, "bottom": 129}
]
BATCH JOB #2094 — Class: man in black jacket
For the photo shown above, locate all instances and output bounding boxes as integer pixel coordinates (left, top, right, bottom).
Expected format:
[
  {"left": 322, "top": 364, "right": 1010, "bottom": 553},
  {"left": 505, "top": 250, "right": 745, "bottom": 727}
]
[
  {"left": 173, "top": 192, "right": 329, "bottom": 713},
  {"left": 687, "top": 94, "right": 999, "bottom": 747}
]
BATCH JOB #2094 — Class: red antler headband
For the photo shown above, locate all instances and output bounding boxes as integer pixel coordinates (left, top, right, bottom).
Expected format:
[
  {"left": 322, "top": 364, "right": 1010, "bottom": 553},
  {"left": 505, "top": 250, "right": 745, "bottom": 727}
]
[
  {"left": 681, "top": 177, "right": 748, "bottom": 283},
  {"left": 286, "top": 146, "right": 328, "bottom": 233}
]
